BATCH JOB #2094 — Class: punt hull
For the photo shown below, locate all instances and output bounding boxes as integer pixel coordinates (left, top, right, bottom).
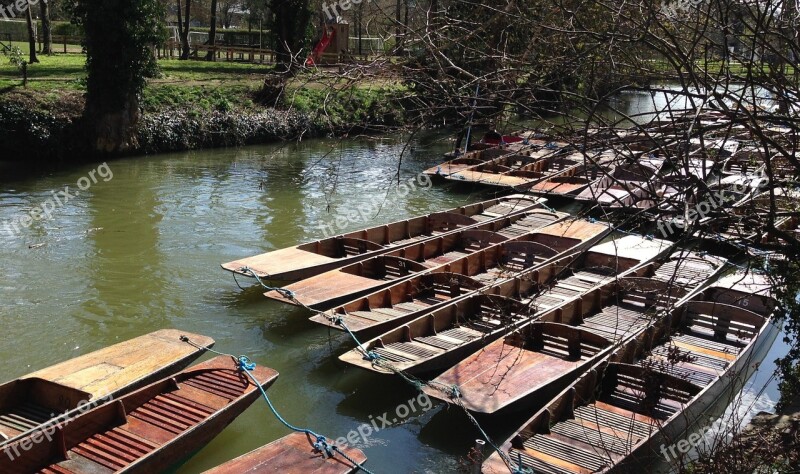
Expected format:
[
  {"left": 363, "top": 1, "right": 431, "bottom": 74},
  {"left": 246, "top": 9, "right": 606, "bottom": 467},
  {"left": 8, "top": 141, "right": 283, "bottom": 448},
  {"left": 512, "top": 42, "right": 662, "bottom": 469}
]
[
  {"left": 221, "top": 195, "right": 545, "bottom": 281},
  {"left": 0, "top": 329, "right": 215, "bottom": 449},
  {"left": 202, "top": 432, "right": 368, "bottom": 474},
  {"left": 608, "top": 315, "right": 781, "bottom": 473}
]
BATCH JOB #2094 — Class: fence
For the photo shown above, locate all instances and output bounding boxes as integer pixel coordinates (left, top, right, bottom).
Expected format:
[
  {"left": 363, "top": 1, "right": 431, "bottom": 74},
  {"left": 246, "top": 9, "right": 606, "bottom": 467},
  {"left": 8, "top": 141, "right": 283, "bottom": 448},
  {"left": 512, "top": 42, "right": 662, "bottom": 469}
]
[{"left": 157, "top": 40, "right": 276, "bottom": 63}]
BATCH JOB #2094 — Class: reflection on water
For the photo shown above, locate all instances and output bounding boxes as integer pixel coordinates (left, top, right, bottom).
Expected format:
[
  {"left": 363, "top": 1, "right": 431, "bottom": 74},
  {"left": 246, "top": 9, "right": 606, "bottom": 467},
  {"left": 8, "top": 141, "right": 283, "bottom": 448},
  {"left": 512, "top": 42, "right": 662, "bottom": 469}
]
[{"left": 0, "top": 126, "right": 787, "bottom": 473}]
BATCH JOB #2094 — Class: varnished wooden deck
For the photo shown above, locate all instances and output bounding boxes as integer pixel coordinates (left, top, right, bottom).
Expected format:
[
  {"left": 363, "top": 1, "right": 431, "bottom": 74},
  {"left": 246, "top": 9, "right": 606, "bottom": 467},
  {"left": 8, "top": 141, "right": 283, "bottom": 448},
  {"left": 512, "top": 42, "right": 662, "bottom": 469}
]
[
  {"left": 203, "top": 432, "right": 367, "bottom": 474},
  {"left": 25, "top": 329, "right": 214, "bottom": 400}
]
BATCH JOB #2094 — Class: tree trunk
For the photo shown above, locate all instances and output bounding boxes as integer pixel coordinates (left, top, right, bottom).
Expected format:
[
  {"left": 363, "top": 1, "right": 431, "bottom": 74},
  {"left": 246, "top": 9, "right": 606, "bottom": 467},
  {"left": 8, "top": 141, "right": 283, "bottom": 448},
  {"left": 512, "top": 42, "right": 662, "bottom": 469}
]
[
  {"left": 395, "top": 0, "right": 403, "bottom": 54},
  {"left": 86, "top": 93, "right": 140, "bottom": 153},
  {"left": 180, "top": 0, "right": 192, "bottom": 59},
  {"left": 271, "top": 0, "right": 311, "bottom": 72},
  {"left": 25, "top": 6, "right": 38, "bottom": 63},
  {"left": 40, "top": 0, "right": 52, "bottom": 55},
  {"left": 206, "top": 0, "right": 217, "bottom": 61}
]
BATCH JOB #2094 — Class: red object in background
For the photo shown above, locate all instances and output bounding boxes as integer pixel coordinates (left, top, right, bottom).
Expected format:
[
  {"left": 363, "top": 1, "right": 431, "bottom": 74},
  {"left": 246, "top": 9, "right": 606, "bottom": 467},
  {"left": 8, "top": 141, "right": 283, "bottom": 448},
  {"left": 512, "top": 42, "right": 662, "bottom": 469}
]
[
  {"left": 306, "top": 27, "right": 336, "bottom": 66},
  {"left": 481, "top": 134, "right": 524, "bottom": 146}
]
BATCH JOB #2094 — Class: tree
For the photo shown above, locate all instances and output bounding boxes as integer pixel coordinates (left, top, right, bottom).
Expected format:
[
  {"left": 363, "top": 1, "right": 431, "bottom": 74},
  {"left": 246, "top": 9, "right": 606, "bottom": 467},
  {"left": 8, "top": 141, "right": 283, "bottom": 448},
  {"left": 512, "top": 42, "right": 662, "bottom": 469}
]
[
  {"left": 176, "top": 0, "right": 192, "bottom": 59},
  {"left": 71, "top": 0, "right": 163, "bottom": 153},
  {"left": 206, "top": 0, "right": 217, "bottom": 61},
  {"left": 40, "top": 0, "right": 53, "bottom": 55},
  {"left": 270, "top": 0, "right": 311, "bottom": 71},
  {"left": 24, "top": 3, "right": 38, "bottom": 63}
]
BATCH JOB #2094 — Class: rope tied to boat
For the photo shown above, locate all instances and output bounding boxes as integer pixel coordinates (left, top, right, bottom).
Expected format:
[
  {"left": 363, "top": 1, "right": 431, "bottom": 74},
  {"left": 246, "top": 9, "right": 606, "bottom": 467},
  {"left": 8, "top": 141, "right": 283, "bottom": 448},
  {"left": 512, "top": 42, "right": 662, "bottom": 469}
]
[
  {"left": 179, "top": 336, "right": 376, "bottom": 474},
  {"left": 448, "top": 385, "right": 462, "bottom": 399},
  {"left": 236, "top": 266, "right": 297, "bottom": 300},
  {"left": 512, "top": 452, "right": 533, "bottom": 474},
  {"left": 331, "top": 316, "right": 382, "bottom": 361}
]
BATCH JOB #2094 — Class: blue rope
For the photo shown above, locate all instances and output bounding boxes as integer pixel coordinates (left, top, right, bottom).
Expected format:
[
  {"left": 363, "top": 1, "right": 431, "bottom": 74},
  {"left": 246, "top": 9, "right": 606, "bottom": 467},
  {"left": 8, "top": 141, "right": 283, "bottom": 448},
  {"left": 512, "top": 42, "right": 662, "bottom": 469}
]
[
  {"left": 236, "top": 355, "right": 376, "bottom": 474},
  {"left": 237, "top": 266, "right": 296, "bottom": 300},
  {"left": 513, "top": 452, "right": 534, "bottom": 473},
  {"left": 333, "top": 316, "right": 380, "bottom": 362},
  {"left": 178, "top": 337, "right": 374, "bottom": 474}
]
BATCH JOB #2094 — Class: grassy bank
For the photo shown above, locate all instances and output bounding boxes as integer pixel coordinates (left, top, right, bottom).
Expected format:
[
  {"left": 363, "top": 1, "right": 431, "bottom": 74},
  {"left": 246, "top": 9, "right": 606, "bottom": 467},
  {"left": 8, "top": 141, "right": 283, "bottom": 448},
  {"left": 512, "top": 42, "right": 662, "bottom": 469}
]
[{"left": 0, "top": 47, "right": 411, "bottom": 162}]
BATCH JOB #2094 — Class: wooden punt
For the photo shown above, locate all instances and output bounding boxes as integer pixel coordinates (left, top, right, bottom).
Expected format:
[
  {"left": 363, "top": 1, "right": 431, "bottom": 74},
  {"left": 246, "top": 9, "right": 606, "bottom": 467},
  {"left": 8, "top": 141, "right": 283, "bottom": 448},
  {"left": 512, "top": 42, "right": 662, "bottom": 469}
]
[
  {"left": 446, "top": 152, "right": 585, "bottom": 189},
  {"left": 264, "top": 210, "right": 573, "bottom": 310},
  {"left": 482, "top": 271, "right": 776, "bottom": 474},
  {"left": 426, "top": 143, "right": 535, "bottom": 177},
  {"left": 574, "top": 159, "right": 666, "bottom": 210},
  {"left": 311, "top": 219, "right": 613, "bottom": 337},
  {"left": 203, "top": 432, "right": 367, "bottom": 474},
  {"left": 710, "top": 187, "right": 800, "bottom": 246},
  {"left": 424, "top": 250, "right": 727, "bottom": 415},
  {"left": 221, "top": 195, "right": 545, "bottom": 281},
  {"left": 0, "top": 330, "right": 214, "bottom": 448},
  {"left": 524, "top": 152, "right": 619, "bottom": 197},
  {"left": 0, "top": 356, "right": 279, "bottom": 474},
  {"left": 337, "top": 235, "right": 672, "bottom": 374}
]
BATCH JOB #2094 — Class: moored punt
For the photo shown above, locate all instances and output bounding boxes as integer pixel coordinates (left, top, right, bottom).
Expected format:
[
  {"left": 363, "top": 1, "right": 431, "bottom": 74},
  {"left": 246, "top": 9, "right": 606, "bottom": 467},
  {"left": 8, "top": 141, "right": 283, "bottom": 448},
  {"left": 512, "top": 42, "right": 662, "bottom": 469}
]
[
  {"left": 482, "top": 270, "right": 777, "bottom": 474},
  {"left": 311, "top": 217, "right": 607, "bottom": 337},
  {"left": 424, "top": 250, "right": 726, "bottom": 415},
  {"left": 264, "top": 210, "right": 575, "bottom": 310},
  {"left": 203, "top": 432, "right": 368, "bottom": 474},
  {"left": 426, "top": 143, "right": 536, "bottom": 177},
  {"left": 575, "top": 158, "right": 666, "bottom": 210},
  {"left": 708, "top": 187, "right": 800, "bottom": 247},
  {"left": 0, "top": 329, "right": 214, "bottom": 448},
  {"left": 337, "top": 235, "right": 672, "bottom": 373},
  {"left": 446, "top": 152, "right": 585, "bottom": 189},
  {"left": 721, "top": 147, "right": 765, "bottom": 177},
  {"left": 524, "top": 156, "right": 618, "bottom": 197},
  {"left": 221, "top": 195, "right": 545, "bottom": 281},
  {"left": 0, "top": 356, "right": 279, "bottom": 474}
]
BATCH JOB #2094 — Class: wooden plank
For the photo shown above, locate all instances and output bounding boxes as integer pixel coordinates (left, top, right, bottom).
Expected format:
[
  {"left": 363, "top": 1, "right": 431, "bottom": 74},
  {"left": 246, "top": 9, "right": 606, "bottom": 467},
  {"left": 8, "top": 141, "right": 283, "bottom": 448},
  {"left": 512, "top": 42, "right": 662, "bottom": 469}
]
[
  {"left": 24, "top": 329, "right": 214, "bottom": 400},
  {"left": 203, "top": 432, "right": 367, "bottom": 474}
]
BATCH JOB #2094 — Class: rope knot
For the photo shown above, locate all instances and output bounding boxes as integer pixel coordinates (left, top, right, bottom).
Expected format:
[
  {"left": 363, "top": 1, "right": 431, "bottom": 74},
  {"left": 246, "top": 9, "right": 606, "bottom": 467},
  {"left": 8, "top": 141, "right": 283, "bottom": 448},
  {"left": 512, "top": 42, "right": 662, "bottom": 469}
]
[
  {"left": 278, "top": 288, "right": 297, "bottom": 300},
  {"left": 449, "top": 385, "right": 462, "bottom": 399},
  {"left": 237, "top": 356, "right": 256, "bottom": 372},
  {"left": 364, "top": 351, "right": 380, "bottom": 362}
]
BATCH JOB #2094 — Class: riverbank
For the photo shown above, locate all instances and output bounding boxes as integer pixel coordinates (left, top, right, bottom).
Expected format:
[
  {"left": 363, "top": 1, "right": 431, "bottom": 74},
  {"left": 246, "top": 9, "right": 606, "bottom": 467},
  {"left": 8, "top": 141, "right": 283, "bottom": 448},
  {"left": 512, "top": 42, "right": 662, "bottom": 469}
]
[
  {"left": 0, "top": 50, "right": 412, "bottom": 163},
  {"left": 684, "top": 395, "right": 800, "bottom": 473}
]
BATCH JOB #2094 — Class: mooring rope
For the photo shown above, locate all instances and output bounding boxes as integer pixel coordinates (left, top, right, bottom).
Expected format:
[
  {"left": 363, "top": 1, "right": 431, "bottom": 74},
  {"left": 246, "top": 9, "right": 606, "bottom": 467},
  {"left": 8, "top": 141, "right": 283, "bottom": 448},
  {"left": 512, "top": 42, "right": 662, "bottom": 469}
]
[
  {"left": 235, "top": 266, "right": 297, "bottom": 300},
  {"left": 180, "top": 336, "right": 375, "bottom": 474},
  {"left": 229, "top": 249, "right": 572, "bottom": 472},
  {"left": 325, "top": 315, "right": 524, "bottom": 474}
]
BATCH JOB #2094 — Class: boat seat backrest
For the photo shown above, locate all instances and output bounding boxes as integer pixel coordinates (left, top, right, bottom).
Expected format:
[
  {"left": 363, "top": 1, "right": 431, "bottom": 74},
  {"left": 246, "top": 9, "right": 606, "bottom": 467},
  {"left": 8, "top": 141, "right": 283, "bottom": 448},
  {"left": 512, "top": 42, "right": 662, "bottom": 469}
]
[
  {"left": 604, "top": 363, "right": 702, "bottom": 414},
  {"left": 501, "top": 241, "right": 559, "bottom": 269},
  {"left": 523, "top": 323, "right": 612, "bottom": 360},
  {"left": 427, "top": 272, "right": 484, "bottom": 298},
  {"left": 683, "top": 301, "right": 765, "bottom": 342},
  {"left": 381, "top": 256, "right": 429, "bottom": 278},
  {"left": 705, "top": 286, "right": 776, "bottom": 318},
  {"left": 337, "top": 237, "right": 385, "bottom": 257},
  {"left": 459, "top": 230, "right": 507, "bottom": 251},
  {"left": 428, "top": 212, "right": 479, "bottom": 233}
]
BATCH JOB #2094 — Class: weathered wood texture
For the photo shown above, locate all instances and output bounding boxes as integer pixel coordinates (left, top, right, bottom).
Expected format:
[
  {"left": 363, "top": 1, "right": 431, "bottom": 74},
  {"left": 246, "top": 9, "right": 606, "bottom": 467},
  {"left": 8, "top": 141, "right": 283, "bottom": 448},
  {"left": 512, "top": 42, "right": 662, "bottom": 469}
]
[{"left": 203, "top": 432, "right": 367, "bottom": 474}]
